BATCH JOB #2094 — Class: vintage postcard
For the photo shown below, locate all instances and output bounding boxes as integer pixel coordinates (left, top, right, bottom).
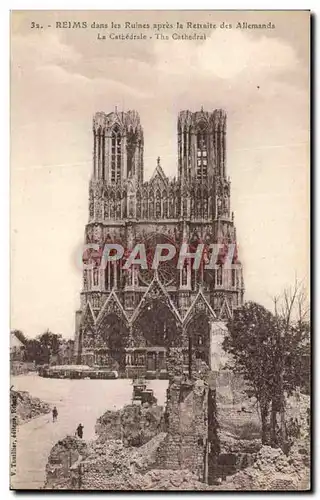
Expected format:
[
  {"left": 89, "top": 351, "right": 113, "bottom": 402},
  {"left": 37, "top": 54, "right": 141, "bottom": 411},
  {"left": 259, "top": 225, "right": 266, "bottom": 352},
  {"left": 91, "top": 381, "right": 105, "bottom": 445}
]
[{"left": 10, "top": 10, "right": 310, "bottom": 491}]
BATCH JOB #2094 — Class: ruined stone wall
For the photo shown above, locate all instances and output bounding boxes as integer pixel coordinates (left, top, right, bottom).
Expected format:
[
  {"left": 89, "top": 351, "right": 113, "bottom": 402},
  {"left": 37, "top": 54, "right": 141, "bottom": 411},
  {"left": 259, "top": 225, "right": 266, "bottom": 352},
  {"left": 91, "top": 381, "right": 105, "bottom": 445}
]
[
  {"left": 158, "top": 379, "right": 208, "bottom": 480},
  {"left": 45, "top": 436, "right": 89, "bottom": 490},
  {"left": 95, "top": 409, "right": 122, "bottom": 441},
  {"left": 95, "top": 404, "right": 164, "bottom": 447},
  {"left": 157, "top": 343, "right": 210, "bottom": 481}
]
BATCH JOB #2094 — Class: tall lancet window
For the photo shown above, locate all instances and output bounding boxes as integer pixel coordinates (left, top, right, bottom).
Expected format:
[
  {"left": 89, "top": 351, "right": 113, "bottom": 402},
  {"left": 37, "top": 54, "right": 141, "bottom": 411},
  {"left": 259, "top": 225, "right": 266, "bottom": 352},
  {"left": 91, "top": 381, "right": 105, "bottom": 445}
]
[
  {"left": 93, "top": 267, "right": 99, "bottom": 287},
  {"left": 196, "top": 125, "right": 208, "bottom": 181},
  {"left": 183, "top": 127, "right": 189, "bottom": 179},
  {"left": 111, "top": 125, "right": 121, "bottom": 183},
  {"left": 183, "top": 128, "right": 187, "bottom": 157},
  {"left": 217, "top": 266, "right": 223, "bottom": 286},
  {"left": 232, "top": 269, "right": 236, "bottom": 287},
  {"left": 127, "top": 131, "right": 136, "bottom": 178}
]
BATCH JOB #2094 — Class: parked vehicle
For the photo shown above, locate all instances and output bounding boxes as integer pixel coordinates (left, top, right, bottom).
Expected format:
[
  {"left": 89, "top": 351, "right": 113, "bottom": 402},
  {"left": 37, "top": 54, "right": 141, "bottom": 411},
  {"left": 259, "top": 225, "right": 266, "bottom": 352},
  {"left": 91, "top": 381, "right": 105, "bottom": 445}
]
[
  {"left": 140, "top": 389, "right": 157, "bottom": 405},
  {"left": 132, "top": 379, "right": 157, "bottom": 405},
  {"left": 132, "top": 379, "right": 147, "bottom": 401}
]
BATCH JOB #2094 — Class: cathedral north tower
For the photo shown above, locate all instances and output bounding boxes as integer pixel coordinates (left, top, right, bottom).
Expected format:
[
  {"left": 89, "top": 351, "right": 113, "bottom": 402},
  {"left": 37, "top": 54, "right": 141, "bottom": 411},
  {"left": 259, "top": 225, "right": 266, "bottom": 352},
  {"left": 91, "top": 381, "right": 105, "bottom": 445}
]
[{"left": 93, "top": 110, "right": 144, "bottom": 184}]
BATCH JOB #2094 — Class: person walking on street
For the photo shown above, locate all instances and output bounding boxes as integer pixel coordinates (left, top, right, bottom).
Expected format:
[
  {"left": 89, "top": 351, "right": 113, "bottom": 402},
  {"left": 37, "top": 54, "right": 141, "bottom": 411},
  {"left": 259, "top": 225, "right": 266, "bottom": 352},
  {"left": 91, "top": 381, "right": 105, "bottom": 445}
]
[
  {"left": 76, "top": 423, "right": 84, "bottom": 439},
  {"left": 52, "top": 406, "right": 58, "bottom": 423}
]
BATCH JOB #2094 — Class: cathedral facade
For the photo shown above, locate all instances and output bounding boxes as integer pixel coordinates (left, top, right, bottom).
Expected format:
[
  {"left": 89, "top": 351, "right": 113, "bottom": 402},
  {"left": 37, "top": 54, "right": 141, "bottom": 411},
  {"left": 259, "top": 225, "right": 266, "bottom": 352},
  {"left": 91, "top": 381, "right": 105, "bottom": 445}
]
[{"left": 74, "top": 108, "right": 244, "bottom": 378}]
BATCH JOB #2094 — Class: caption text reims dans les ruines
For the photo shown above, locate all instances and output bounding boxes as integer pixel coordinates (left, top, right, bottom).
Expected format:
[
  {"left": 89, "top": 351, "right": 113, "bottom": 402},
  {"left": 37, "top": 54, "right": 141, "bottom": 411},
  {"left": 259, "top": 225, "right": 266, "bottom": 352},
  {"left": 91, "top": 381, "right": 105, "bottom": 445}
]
[{"left": 31, "top": 20, "right": 275, "bottom": 31}]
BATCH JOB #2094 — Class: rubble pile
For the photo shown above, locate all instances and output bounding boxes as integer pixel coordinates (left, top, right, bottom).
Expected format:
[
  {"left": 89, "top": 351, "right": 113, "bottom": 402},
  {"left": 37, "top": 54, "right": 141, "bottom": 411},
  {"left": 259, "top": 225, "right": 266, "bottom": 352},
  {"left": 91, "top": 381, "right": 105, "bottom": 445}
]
[
  {"left": 95, "top": 410, "right": 121, "bottom": 441},
  {"left": 96, "top": 403, "right": 164, "bottom": 447},
  {"left": 215, "top": 445, "right": 310, "bottom": 491},
  {"left": 69, "top": 434, "right": 210, "bottom": 490},
  {"left": 220, "top": 432, "right": 261, "bottom": 455},
  {"left": 10, "top": 389, "right": 51, "bottom": 424},
  {"left": 44, "top": 433, "right": 168, "bottom": 490},
  {"left": 78, "top": 433, "right": 168, "bottom": 490},
  {"left": 122, "top": 469, "right": 211, "bottom": 491},
  {"left": 80, "top": 467, "right": 210, "bottom": 491},
  {"left": 44, "top": 388, "right": 310, "bottom": 491},
  {"left": 130, "top": 432, "right": 168, "bottom": 472},
  {"left": 45, "top": 436, "right": 89, "bottom": 490},
  {"left": 45, "top": 403, "right": 166, "bottom": 490}
]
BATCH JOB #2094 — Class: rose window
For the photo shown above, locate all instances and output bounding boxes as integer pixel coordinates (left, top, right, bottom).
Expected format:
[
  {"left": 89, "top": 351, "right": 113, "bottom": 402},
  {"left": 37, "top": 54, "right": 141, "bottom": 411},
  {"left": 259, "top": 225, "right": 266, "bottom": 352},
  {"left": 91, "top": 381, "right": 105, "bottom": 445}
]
[{"left": 138, "top": 234, "right": 177, "bottom": 286}]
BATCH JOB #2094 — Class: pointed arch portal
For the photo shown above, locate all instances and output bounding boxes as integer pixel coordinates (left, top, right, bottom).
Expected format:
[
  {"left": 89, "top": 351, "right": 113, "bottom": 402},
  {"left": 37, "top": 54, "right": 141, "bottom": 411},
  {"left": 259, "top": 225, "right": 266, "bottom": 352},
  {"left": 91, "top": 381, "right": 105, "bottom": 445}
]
[
  {"left": 98, "top": 313, "right": 129, "bottom": 373},
  {"left": 135, "top": 299, "right": 178, "bottom": 348},
  {"left": 132, "top": 299, "right": 179, "bottom": 373}
]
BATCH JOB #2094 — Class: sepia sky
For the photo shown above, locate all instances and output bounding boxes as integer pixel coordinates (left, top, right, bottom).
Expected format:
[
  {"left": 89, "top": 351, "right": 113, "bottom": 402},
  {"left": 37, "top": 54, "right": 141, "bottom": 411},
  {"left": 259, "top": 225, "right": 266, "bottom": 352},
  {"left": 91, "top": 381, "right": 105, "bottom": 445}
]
[{"left": 10, "top": 10, "right": 310, "bottom": 338}]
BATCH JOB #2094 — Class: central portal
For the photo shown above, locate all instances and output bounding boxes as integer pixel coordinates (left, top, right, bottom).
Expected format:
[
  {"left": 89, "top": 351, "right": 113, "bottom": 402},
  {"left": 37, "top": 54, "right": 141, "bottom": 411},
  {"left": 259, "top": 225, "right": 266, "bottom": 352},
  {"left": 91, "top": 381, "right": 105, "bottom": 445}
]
[
  {"left": 132, "top": 299, "right": 178, "bottom": 376},
  {"left": 136, "top": 299, "right": 177, "bottom": 348}
]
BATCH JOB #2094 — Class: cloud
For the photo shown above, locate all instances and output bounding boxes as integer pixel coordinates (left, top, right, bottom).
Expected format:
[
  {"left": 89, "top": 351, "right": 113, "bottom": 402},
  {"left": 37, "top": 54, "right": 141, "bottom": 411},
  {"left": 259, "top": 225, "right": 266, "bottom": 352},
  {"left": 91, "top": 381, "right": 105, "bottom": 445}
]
[
  {"left": 153, "top": 30, "right": 298, "bottom": 80},
  {"left": 37, "top": 63, "right": 150, "bottom": 99},
  {"left": 11, "top": 32, "right": 151, "bottom": 122},
  {"left": 11, "top": 32, "right": 82, "bottom": 70},
  {"left": 198, "top": 31, "right": 298, "bottom": 79}
]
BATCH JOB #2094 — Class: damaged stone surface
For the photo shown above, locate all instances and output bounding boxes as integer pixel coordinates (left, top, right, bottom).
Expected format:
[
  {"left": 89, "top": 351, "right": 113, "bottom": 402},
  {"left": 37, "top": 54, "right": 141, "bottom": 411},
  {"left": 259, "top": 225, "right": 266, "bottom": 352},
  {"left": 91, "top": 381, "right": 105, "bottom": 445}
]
[
  {"left": 44, "top": 435, "right": 310, "bottom": 491},
  {"left": 110, "top": 468, "right": 211, "bottom": 491},
  {"left": 45, "top": 436, "right": 89, "bottom": 490},
  {"left": 96, "top": 403, "right": 164, "bottom": 447},
  {"left": 44, "top": 433, "right": 168, "bottom": 490},
  {"left": 157, "top": 377, "right": 210, "bottom": 478},
  {"left": 10, "top": 389, "right": 51, "bottom": 425},
  {"left": 44, "top": 433, "right": 212, "bottom": 491},
  {"left": 214, "top": 444, "right": 310, "bottom": 491},
  {"left": 44, "top": 375, "right": 216, "bottom": 490},
  {"left": 43, "top": 372, "right": 310, "bottom": 491},
  {"left": 80, "top": 433, "right": 167, "bottom": 490}
]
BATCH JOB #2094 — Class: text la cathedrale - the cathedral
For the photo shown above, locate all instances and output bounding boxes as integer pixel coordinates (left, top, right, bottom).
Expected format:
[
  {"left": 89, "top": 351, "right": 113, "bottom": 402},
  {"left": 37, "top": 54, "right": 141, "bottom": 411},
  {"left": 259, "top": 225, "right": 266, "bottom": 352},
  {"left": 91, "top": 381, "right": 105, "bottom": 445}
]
[{"left": 74, "top": 108, "right": 244, "bottom": 378}]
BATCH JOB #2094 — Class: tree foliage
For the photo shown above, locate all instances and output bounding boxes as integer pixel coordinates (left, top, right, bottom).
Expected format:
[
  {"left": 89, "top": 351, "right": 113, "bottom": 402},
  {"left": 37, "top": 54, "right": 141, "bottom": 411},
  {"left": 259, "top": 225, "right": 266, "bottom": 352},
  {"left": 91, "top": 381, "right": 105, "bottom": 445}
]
[
  {"left": 224, "top": 301, "right": 278, "bottom": 443},
  {"left": 21, "top": 330, "right": 63, "bottom": 365},
  {"left": 37, "top": 330, "right": 62, "bottom": 363},
  {"left": 224, "top": 281, "right": 310, "bottom": 448},
  {"left": 11, "top": 328, "right": 74, "bottom": 366},
  {"left": 24, "top": 338, "right": 42, "bottom": 363}
]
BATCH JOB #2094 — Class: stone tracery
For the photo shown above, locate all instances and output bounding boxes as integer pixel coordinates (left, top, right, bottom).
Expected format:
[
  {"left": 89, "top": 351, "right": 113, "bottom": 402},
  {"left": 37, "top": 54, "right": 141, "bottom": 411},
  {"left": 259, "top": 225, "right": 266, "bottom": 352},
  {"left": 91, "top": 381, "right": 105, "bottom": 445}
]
[{"left": 75, "top": 108, "right": 244, "bottom": 376}]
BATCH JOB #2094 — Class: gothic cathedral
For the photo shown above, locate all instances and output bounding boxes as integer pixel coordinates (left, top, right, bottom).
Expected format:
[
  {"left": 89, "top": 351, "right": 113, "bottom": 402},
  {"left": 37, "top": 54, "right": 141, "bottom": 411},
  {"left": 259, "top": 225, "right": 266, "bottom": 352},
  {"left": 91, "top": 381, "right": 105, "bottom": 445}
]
[{"left": 74, "top": 108, "right": 244, "bottom": 378}]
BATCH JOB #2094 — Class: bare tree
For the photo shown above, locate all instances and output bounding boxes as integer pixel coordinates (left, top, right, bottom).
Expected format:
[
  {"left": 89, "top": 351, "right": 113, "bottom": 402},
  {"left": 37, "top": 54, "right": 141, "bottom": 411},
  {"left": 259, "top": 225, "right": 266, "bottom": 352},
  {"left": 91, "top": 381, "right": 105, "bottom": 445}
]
[{"left": 271, "top": 278, "right": 310, "bottom": 450}]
